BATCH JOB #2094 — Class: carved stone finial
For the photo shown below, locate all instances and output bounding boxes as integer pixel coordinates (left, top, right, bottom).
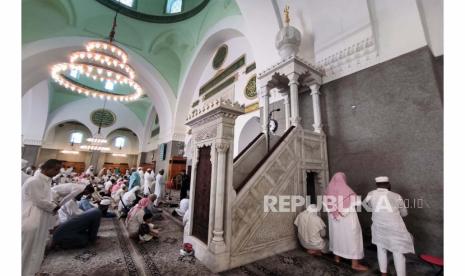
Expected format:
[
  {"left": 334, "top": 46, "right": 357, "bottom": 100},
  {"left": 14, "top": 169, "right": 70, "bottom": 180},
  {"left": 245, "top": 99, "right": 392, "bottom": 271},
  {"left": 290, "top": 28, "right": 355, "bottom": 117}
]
[{"left": 284, "top": 5, "right": 290, "bottom": 25}]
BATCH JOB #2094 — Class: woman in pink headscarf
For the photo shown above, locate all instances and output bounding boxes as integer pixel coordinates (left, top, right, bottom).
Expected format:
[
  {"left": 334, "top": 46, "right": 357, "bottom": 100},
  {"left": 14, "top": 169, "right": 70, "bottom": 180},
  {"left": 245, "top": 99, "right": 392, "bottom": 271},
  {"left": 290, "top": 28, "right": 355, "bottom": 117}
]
[
  {"left": 325, "top": 172, "right": 368, "bottom": 271},
  {"left": 125, "top": 194, "right": 156, "bottom": 238}
]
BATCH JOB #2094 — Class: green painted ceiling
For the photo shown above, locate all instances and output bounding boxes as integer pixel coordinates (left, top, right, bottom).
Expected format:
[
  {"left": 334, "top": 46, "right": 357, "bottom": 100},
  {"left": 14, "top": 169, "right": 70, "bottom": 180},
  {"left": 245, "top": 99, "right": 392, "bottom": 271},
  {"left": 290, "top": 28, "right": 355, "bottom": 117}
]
[
  {"left": 23, "top": 0, "right": 241, "bottom": 125},
  {"left": 49, "top": 80, "right": 152, "bottom": 124},
  {"left": 22, "top": 0, "right": 241, "bottom": 92}
]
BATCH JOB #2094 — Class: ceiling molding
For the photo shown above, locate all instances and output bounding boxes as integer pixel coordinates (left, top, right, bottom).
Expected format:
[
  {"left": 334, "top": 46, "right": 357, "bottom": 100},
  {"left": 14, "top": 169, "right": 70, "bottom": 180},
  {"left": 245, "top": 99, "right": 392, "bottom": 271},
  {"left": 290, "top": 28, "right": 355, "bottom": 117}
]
[{"left": 95, "top": 0, "right": 210, "bottom": 23}]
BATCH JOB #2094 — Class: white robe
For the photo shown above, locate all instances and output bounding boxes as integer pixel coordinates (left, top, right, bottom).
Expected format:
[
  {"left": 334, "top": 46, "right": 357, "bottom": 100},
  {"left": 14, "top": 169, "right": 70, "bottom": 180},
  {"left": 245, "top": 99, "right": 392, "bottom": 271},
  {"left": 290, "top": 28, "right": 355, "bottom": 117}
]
[
  {"left": 365, "top": 188, "right": 415, "bottom": 254},
  {"left": 118, "top": 187, "right": 139, "bottom": 211},
  {"left": 328, "top": 205, "right": 365, "bottom": 259},
  {"left": 138, "top": 170, "right": 145, "bottom": 191},
  {"left": 22, "top": 173, "right": 58, "bottom": 276},
  {"left": 175, "top": 198, "right": 189, "bottom": 217},
  {"left": 143, "top": 172, "right": 155, "bottom": 194},
  {"left": 294, "top": 206, "right": 327, "bottom": 250},
  {"left": 58, "top": 200, "right": 83, "bottom": 224},
  {"left": 154, "top": 173, "right": 165, "bottom": 205}
]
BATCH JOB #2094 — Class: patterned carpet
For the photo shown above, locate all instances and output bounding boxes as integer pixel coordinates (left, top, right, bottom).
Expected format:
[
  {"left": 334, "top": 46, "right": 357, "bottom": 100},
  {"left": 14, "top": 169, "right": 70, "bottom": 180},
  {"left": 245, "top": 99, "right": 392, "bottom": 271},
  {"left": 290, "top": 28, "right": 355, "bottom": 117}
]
[
  {"left": 38, "top": 194, "right": 437, "bottom": 276},
  {"left": 38, "top": 218, "right": 138, "bottom": 276}
]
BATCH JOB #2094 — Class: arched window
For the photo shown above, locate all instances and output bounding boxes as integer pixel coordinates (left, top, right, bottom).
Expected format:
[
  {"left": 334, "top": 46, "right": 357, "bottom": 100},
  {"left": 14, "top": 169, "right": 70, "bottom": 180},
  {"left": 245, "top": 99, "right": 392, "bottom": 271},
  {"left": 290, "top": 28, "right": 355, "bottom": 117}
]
[
  {"left": 70, "top": 132, "right": 83, "bottom": 144},
  {"left": 115, "top": 137, "right": 126, "bottom": 148},
  {"left": 166, "top": 0, "right": 182, "bottom": 14},
  {"left": 116, "top": 0, "right": 135, "bottom": 8}
]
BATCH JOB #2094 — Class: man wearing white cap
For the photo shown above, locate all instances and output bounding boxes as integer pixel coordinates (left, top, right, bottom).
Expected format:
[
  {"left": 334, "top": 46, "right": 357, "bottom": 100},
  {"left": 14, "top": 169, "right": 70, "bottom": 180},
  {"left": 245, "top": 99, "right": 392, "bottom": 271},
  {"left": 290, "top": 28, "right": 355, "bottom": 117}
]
[{"left": 364, "top": 176, "right": 415, "bottom": 276}]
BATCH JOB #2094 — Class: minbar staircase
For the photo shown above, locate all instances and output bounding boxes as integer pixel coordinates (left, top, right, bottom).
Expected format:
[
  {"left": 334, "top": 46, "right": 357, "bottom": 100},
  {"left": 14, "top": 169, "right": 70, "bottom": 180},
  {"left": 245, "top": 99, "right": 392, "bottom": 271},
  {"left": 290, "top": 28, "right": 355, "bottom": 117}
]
[{"left": 228, "top": 126, "right": 329, "bottom": 268}]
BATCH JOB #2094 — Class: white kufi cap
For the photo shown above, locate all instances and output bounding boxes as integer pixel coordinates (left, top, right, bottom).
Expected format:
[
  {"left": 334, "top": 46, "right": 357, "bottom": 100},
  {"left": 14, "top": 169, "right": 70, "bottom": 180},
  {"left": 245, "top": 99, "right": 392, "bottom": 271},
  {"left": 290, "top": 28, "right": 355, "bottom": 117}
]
[{"left": 375, "top": 176, "right": 389, "bottom": 183}]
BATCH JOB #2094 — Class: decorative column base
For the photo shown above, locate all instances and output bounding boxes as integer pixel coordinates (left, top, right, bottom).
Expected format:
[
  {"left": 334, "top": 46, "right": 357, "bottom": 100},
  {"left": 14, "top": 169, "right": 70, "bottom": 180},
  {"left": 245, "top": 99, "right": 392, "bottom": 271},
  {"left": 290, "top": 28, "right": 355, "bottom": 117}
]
[
  {"left": 312, "top": 124, "right": 322, "bottom": 133},
  {"left": 210, "top": 231, "right": 226, "bottom": 253}
]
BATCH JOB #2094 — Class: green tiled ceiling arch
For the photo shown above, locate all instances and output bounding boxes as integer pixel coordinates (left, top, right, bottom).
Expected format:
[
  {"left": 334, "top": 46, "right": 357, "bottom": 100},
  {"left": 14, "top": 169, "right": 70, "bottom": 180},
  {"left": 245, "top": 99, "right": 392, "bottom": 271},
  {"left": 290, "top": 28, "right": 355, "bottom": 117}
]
[
  {"left": 22, "top": 0, "right": 241, "bottom": 93},
  {"left": 48, "top": 80, "right": 152, "bottom": 125},
  {"left": 24, "top": 0, "right": 241, "bottom": 125}
]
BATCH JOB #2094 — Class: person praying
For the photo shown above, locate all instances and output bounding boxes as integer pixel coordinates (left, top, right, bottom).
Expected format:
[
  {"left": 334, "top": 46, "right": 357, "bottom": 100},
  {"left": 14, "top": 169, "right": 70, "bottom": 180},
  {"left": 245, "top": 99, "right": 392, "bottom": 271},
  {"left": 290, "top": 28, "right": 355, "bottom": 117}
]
[
  {"left": 364, "top": 176, "right": 415, "bottom": 276},
  {"left": 118, "top": 186, "right": 141, "bottom": 217},
  {"left": 22, "top": 159, "right": 62, "bottom": 276},
  {"left": 128, "top": 168, "right": 141, "bottom": 191},
  {"left": 179, "top": 170, "right": 190, "bottom": 200},
  {"left": 51, "top": 208, "right": 102, "bottom": 250},
  {"left": 138, "top": 213, "right": 159, "bottom": 243},
  {"left": 294, "top": 204, "right": 328, "bottom": 256},
  {"left": 138, "top": 167, "right": 145, "bottom": 191},
  {"left": 173, "top": 196, "right": 189, "bottom": 217},
  {"left": 325, "top": 172, "right": 368, "bottom": 271},
  {"left": 154, "top": 169, "right": 165, "bottom": 207},
  {"left": 143, "top": 168, "right": 155, "bottom": 195},
  {"left": 57, "top": 184, "right": 94, "bottom": 224},
  {"left": 125, "top": 194, "right": 157, "bottom": 238}
]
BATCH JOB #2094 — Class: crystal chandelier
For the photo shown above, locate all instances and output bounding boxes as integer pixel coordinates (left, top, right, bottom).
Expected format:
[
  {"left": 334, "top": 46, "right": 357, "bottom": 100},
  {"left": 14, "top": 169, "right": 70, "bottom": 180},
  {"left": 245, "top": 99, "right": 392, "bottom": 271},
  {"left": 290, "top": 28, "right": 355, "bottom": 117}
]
[{"left": 50, "top": 13, "right": 142, "bottom": 102}]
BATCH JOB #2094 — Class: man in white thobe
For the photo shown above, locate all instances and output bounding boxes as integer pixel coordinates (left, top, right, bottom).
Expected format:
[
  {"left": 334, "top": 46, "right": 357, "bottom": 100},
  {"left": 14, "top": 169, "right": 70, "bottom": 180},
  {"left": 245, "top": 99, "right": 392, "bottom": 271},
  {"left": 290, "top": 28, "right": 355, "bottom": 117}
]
[
  {"left": 143, "top": 169, "right": 155, "bottom": 195},
  {"left": 154, "top": 169, "right": 165, "bottom": 207},
  {"left": 364, "top": 176, "right": 415, "bottom": 276},
  {"left": 22, "top": 159, "right": 62, "bottom": 276},
  {"left": 294, "top": 204, "right": 328, "bottom": 255},
  {"left": 174, "top": 197, "right": 189, "bottom": 217},
  {"left": 138, "top": 167, "right": 145, "bottom": 192},
  {"left": 55, "top": 184, "right": 93, "bottom": 224}
]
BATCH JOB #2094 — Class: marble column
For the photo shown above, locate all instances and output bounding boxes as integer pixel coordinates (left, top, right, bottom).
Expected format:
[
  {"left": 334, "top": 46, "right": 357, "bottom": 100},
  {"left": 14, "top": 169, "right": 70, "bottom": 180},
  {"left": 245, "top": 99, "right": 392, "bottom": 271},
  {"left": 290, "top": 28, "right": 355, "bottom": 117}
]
[
  {"left": 90, "top": 150, "right": 101, "bottom": 170},
  {"left": 211, "top": 141, "right": 229, "bottom": 252},
  {"left": 288, "top": 72, "right": 301, "bottom": 126},
  {"left": 259, "top": 86, "right": 270, "bottom": 134},
  {"left": 283, "top": 92, "right": 291, "bottom": 130},
  {"left": 310, "top": 84, "right": 322, "bottom": 133}
]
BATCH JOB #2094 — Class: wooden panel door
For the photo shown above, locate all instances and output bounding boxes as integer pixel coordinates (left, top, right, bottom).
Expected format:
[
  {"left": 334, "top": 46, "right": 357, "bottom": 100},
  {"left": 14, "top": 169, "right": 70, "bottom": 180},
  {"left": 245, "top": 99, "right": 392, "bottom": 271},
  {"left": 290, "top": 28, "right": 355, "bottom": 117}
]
[{"left": 192, "top": 146, "right": 212, "bottom": 244}]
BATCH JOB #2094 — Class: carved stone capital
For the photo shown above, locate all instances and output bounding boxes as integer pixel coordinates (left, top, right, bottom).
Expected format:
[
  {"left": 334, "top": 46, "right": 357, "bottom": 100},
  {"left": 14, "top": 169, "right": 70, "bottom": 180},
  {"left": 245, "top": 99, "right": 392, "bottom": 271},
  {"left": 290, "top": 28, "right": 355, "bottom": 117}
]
[
  {"left": 215, "top": 142, "right": 230, "bottom": 153},
  {"left": 287, "top": 72, "right": 300, "bottom": 84},
  {"left": 310, "top": 83, "right": 320, "bottom": 95}
]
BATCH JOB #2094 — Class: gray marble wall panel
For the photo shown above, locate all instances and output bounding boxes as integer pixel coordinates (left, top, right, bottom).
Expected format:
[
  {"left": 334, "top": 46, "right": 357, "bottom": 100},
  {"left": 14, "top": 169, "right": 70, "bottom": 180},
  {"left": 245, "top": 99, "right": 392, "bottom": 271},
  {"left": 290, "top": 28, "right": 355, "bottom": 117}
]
[
  {"left": 22, "top": 145, "right": 41, "bottom": 166},
  {"left": 299, "top": 47, "right": 443, "bottom": 255}
]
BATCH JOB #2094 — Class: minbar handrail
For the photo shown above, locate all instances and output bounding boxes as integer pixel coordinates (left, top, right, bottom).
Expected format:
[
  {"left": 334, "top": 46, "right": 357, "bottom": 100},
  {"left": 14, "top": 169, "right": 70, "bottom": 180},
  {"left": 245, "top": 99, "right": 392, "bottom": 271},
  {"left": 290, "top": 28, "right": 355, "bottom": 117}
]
[
  {"left": 233, "top": 132, "right": 264, "bottom": 163},
  {"left": 235, "top": 126, "right": 296, "bottom": 193}
]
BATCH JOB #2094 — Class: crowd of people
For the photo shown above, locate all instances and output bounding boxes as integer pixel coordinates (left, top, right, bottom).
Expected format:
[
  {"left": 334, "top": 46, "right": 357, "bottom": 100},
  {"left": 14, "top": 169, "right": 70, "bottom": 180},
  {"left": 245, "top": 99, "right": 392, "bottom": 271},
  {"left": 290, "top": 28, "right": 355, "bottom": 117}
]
[
  {"left": 294, "top": 172, "right": 414, "bottom": 276},
  {"left": 22, "top": 159, "right": 412, "bottom": 276},
  {"left": 21, "top": 158, "right": 190, "bottom": 276}
]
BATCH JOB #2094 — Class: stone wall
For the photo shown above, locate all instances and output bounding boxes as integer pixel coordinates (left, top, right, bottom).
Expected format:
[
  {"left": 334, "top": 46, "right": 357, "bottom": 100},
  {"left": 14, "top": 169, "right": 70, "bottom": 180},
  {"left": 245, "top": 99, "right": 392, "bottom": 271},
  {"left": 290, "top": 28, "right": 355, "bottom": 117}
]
[{"left": 299, "top": 46, "right": 443, "bottom": 255}]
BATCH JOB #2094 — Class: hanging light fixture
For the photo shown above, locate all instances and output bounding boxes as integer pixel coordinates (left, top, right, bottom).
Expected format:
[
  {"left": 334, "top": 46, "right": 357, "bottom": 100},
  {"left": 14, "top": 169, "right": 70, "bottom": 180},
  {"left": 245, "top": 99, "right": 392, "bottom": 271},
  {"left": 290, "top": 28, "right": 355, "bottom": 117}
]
[
  {"left": 80, "top": 99, "right": 111, "bottom": 151},
  {"left": 50, "top": 13, "right": 143, "bottom": 102}
]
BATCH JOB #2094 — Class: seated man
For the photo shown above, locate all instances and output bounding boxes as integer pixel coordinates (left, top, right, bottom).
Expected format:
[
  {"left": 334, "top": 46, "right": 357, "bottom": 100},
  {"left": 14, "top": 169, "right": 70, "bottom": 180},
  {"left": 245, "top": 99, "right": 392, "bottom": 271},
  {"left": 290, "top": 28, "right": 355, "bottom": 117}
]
[
  {"left": 52, "top": 208, "right": 102, "bottom": 249},
  {"left": 172, "top": 197, "right": 189, "bottom": 217},
  {"left": 79, "top": 194, "right": 97, "bottom": 212},
  {"left": 294, "top": 204, "right": 328, "bottom": 256},
  {"left": 138, "top": 213, "right": 159, "bottom": 243},
  {"left": 99, "top": 198, "right": 116, "bottom": 218}
]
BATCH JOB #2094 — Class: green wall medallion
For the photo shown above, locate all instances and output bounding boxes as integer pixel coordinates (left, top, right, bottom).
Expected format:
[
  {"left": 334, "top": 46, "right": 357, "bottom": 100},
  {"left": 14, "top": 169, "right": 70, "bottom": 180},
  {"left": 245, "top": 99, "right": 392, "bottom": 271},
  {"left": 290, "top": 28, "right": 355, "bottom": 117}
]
[
  {"left": 244, "top": 75, "right": 257, "bottom": 100},
  {"left": 91, "top": 109, "right": 116, "bottom": 127},
  {"left": 212, "top": 44, "right": 228, "bottom": 70}
]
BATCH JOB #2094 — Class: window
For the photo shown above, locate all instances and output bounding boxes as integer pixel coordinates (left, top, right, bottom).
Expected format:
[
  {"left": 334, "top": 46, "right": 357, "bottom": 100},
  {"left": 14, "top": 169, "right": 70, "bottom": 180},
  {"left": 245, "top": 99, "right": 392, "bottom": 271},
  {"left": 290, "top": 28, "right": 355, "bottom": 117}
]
[
  {"left": 166, "top": 0, "right": 182, "bottom": 14},
  {"left": 116, "top": 0, "right": 135, "bottom": 8},
  {"left": 115, "top": 137, "right": 126, "bottom": 148},
  {"left": 70, "top": 132, "right": 83, "bottom": 144}
]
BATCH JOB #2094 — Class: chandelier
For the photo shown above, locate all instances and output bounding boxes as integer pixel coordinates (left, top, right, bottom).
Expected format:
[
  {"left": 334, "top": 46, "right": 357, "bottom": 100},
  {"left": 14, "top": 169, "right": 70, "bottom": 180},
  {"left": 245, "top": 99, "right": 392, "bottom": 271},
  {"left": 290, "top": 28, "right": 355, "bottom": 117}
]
[
  {"left": 50, "top": 13, "right": 143, "bottom": 102},
  {"left": 80, "top": 99, "right": 111, "bottom": 152}
]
